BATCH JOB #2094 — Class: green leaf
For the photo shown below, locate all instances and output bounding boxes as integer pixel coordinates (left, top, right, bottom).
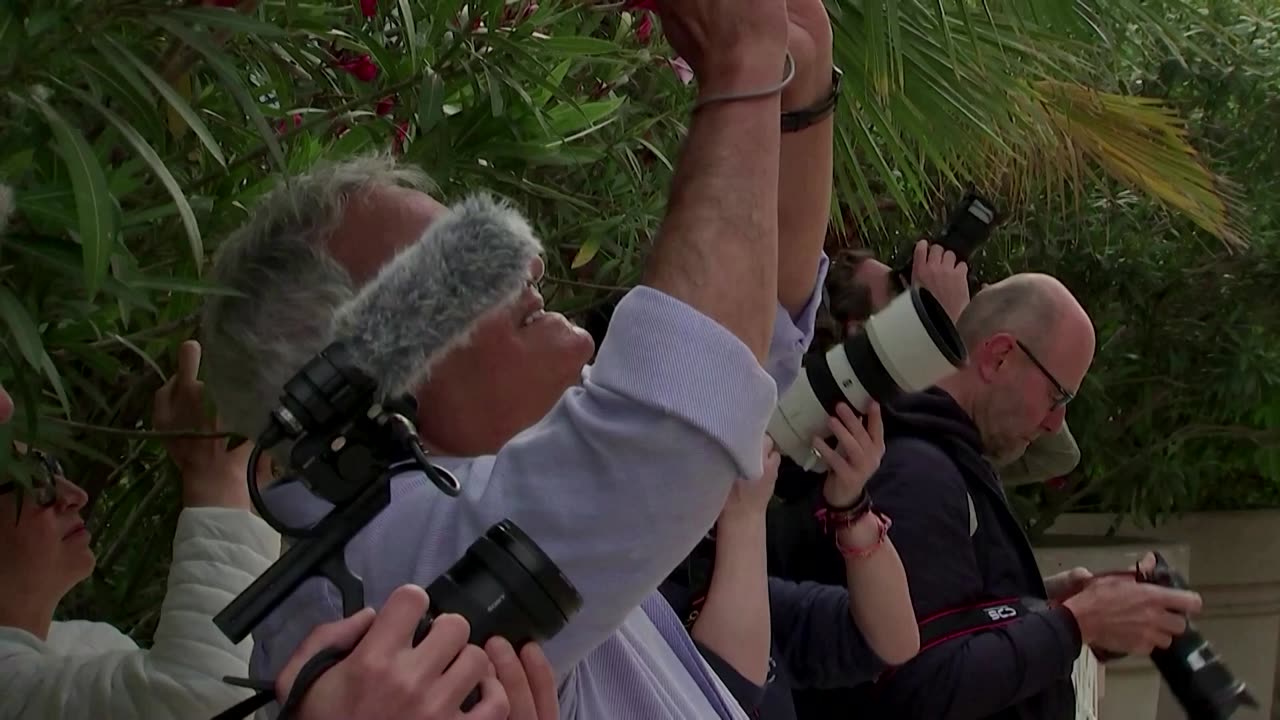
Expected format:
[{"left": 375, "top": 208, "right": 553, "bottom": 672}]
[
  {"left": 535, "top": 36, "right": 620, "bottom": 56},
  {"left": 126, "top": 276, "right": 247, "bottom": 297},
  {"left": 149, "top": 18, "right": 288, "bottom": 174},
  {"left": 37, "top": 351, "right": 71, "bottom": 418},
  {"left": 57, "top": 82, "right": 204, "bottom": 270},
  {"left": 0, "top": 288, "right": 45, "bottom": 371},
  {"left": 3, "top": 237, "right": 156, "bottom": 312},
  {"left": 0, "top": 290, "right": 71, "bottom": 419},
  {"left": 96, "top": 37, "right": 228, "bottom": 168},
  {"left": 0, "top": 148, "right": 34, "bottom": 177},
  {"left": 546, "top": 98, "right": 626, "bottom": 137},
  {"left": 164, "top": 7, "right": 290, "bottom": 38},
  {"left": 571, "top": 237, "right": 601, "bottom": 269},
  {"left": 28, "top": 95, "right": 116, "bottom": 297},
  {"left": 396, "top": 0, "right": 418, "bottom": 69},
  {"left": 484, "top": 65, "right": 505, "bottom": 117},
  {"left": 417, "top": 71, "right": 445, "bottom": 133}
]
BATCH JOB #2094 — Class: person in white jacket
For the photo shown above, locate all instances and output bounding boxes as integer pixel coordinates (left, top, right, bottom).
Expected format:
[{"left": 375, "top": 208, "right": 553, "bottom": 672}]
[
  {"left": 0, "top": 347, "right": 560, "bottom": 720},
  {"left": 0, "top": 341, "right": 281, "bottom": 720}
]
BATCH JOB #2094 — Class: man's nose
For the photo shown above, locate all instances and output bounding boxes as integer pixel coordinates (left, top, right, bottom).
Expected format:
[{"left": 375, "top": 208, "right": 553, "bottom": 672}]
[{"left": 1041, "top": 404, "right": 1067, "bottom": 433}]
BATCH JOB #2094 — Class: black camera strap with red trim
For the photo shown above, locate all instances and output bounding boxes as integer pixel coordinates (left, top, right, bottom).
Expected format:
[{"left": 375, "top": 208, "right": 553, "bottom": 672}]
[{"left": 916, "top": 597, "right": 1044, "bottom": 654}]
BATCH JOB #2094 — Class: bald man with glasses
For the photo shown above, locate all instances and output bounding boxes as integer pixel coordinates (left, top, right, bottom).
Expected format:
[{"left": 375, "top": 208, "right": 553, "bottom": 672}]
[{"left": 773, "top": 274, "right": 1203, "bottom": 720}]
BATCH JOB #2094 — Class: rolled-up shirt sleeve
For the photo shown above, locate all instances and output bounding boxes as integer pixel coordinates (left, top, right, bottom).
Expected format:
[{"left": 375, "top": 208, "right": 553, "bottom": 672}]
[{"left": 250, "top": 258, "right": 828, "bottom": 686}]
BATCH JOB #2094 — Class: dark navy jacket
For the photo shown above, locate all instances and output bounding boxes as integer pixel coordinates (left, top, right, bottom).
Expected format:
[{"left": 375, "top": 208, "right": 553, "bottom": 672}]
[
  {"left": 661, "top": 538, "right": 887, "bottom": 719},
  {"left": 767, "top": 389, "right": 1081, "bottom": 720}
]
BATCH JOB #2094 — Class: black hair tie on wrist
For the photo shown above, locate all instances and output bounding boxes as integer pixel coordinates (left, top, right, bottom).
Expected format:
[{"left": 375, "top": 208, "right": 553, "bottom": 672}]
[{"left": 782, "top": 66, "right": 843, "bottom": 134}]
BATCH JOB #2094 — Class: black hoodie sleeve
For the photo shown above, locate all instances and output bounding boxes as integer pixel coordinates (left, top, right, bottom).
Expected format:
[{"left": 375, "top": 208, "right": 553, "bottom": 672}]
[
  {"left": 768, "top": 577, "right": 886, "bottom": 690},
  {"left": 869, "top": 438, "right": 1083, "bottom": 720}
]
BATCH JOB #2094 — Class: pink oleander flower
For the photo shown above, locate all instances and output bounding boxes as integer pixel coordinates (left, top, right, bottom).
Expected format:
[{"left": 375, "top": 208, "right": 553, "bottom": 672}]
[
  {"left": 620, "top": 2, "right": 693, "bottom": 83},
  {"left": 501, "top": 1, "right": 538, "bottom": 27},
  {"left": 335, "top": 53, "right": 379, "bottom": 82},
  {"left": 360, "top": 0, "right": 377, "bottom": 17},
  {"left": 634, "top": 12, "right": 654, "bottom": 44},
  {"left": 668, "top": 56, "right": 694, "bottom": 85},
  {"left": 375, "top": 95, "right": 396, "bottom": 116},
  {"left": 275, "top": 113, "right": 302, "bottom": 135},
  {"left": 392, "top": 120, "right": 411, "bottom": 155}
]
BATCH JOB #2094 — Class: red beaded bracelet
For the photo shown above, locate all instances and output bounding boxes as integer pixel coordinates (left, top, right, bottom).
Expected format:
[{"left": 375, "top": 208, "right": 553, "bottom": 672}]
[{"left": 834, "top": 511, "right": 893, "bottom": 559}]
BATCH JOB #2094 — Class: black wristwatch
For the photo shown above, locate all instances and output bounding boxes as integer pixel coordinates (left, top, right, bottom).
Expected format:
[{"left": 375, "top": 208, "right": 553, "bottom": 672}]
[{"left": 782, "top": 66, "right": 843, "bottom": 134}]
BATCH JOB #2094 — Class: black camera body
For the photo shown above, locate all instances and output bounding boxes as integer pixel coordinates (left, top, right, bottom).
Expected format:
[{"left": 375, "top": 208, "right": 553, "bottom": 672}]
[
  {"left": 894, "top": 192, "right": 999, "bottom": 292},
  {"left": 1142, "top": 552, "right": 1256, "bottom": 720},
  {"left": 212, "top": 341, "right": 582, "bottom": 719}
]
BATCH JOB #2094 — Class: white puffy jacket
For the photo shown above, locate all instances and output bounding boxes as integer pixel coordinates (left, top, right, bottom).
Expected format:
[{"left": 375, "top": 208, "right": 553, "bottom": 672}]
[{"left": 0, "top": 507, "right": 279, "bottom": 719}]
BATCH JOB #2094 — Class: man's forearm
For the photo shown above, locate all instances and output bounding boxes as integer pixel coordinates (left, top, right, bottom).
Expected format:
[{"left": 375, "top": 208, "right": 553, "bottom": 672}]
[
  {"left": 777, "top": 45, "right": 836, "bottom": 317},
  {"left": 643, "top": 76, "right": 784, "bottom": 361}
]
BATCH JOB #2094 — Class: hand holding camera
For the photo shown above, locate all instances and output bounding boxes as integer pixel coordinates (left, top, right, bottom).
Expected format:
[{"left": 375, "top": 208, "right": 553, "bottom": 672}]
[
  {"left": 277, "top": 586, "right": 559, "bottom": 720},
  {"left": 1062, "top": 553, "right": 1201, "bottom": 656},
  {"left": 813, "top": 403, "right": 885, "bottom": 510},
  {"left": 910, "top": 240, "right": 971, "bottom": 323}
]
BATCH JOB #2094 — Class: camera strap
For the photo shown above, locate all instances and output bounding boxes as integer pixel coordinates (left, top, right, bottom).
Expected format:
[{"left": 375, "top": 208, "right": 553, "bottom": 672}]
[{"left": 915, "top": 597, "right": 1044, "bottom": 656}]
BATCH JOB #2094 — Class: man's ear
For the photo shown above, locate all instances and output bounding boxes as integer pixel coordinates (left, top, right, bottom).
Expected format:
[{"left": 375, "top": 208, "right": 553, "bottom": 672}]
[{"left": 975, "top": 333, "right": 1016, "bottom": 382}]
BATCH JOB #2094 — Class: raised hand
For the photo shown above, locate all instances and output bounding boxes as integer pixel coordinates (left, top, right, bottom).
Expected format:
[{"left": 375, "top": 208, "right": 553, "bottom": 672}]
[
  {"left": 910, "top": 239, "right": 971, "bottom": 322},
  {"left": 720, "top": 437, "right": 783, "bottom": 522},
  {"left": 813, "top": 402, "right": 886, "bottom": 508},
  {"left": 781, "top": 0, "right": 834, "bottom": 109},
  {"left": 153, "top": 340, "right": 251, "bottom": 509},
  {"left": 648, "top": 0, "right": 790, "bottom": 99}
]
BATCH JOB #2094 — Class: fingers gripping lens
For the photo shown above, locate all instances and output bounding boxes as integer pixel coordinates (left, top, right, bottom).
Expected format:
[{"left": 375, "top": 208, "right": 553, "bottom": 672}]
[{"left": 769, "top": 286, "right": 967, "bottom": 470}]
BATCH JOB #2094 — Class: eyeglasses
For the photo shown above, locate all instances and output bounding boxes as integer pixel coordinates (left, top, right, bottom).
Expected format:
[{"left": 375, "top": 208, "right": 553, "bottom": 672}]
[
  {"left": 0, "top": 449, "right": 63, "bottom": 508},
  {"left": 1015, "top": 339, "right": 1075, "bottom": 410}
]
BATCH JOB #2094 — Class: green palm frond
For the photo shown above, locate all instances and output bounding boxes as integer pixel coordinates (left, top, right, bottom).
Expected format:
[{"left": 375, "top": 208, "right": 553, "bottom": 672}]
[
  {"left": 1027, "top": 81, "right": 1244, "bottom": 248},
  {"left": 828, "top": 0, "right": 1246, "bottom": 248}
]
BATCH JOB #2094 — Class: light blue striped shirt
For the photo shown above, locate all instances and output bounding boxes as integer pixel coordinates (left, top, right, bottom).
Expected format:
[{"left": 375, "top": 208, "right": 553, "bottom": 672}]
[{"left": 250, "top": 263, "right": 826, "bottom": 719}]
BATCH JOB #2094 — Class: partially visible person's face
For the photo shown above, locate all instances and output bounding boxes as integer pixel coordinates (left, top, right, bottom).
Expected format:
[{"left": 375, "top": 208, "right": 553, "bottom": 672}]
[
  {"left": 327, "top": 186, "right": 596, "bottom": 456},
  {"left": 842, "top": 257, "right": 897, "bottom": 336},
  {"left": 972, "top": 314, "right": 1095, "bottom": 463},
  {"left": 0, "top": 453, "right": 95, "bottom": 606}
]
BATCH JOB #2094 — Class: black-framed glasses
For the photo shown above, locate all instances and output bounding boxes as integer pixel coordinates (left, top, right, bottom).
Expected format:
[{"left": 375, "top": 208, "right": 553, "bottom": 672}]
[
  {"left": 0, "top": 449, "right": 62, "bottom": 508},
  {"left": 1015, "top": 339, "right": 1075, "bottom": 409}
]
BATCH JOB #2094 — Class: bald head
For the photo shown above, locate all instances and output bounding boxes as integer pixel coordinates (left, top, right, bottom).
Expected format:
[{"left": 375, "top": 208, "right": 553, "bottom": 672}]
[
  {"left": 941, "top": 273, "right": 1095, "bottom": 463},
  {"left": 957, "top": 274, "right": 1092, "bottom": 358}
]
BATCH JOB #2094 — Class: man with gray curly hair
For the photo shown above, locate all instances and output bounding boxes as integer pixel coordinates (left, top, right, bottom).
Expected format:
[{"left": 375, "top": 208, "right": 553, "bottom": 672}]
[{"left": 201, "top": 1, "right": 841, "bottom": 718}]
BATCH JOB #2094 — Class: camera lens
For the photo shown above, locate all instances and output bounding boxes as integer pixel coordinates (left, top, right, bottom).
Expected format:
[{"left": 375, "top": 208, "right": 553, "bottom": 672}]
[
  {"left": 420, "top": 520, "right": 583, "bottom": 648},
  {"left": 769, "top": 286, "right": 966, "bottom": 469},
  {"left": 1142, "top": 553, "right": 1257, "bottom": 720}
]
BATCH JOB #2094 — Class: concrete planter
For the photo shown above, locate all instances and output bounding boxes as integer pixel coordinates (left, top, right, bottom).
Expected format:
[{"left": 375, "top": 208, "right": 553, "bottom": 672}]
[
  {"left": 1033, "top": 533, "right": 1192, "bottom": 720},
  {"left": 1051, "top": 511, "right": 1280, "bottom": 720}
]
